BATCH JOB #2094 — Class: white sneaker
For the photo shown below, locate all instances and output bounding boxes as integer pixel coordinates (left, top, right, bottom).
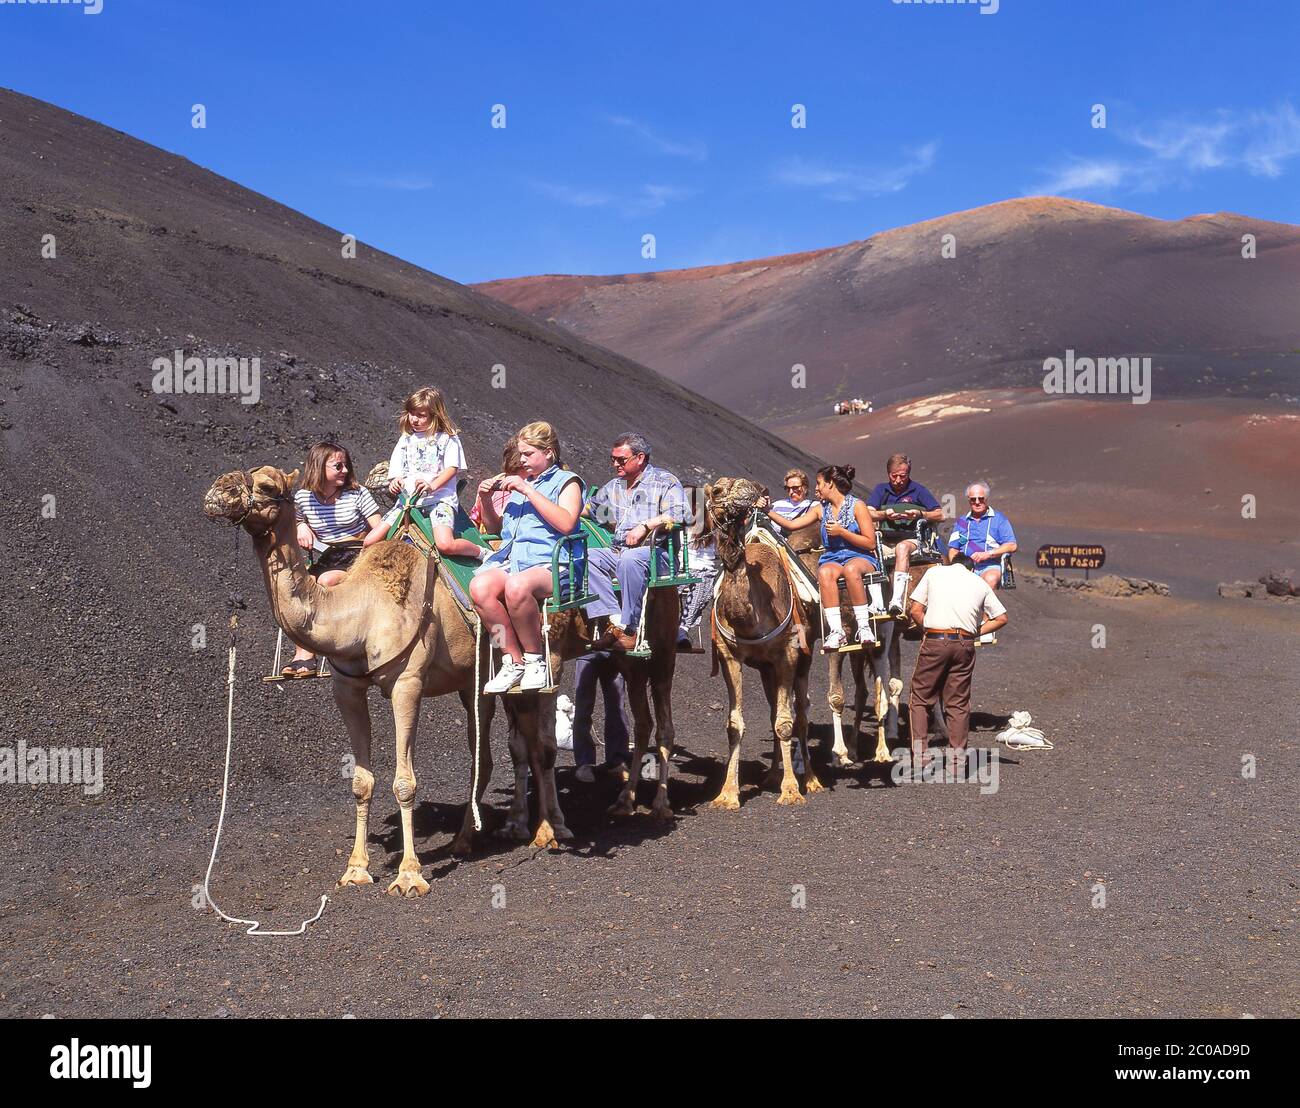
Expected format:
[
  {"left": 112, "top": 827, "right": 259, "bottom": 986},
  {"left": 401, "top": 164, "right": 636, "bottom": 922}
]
[
  {"left": 855, "top": 626, "right": 879, "bottom": 646},
  {"left": 483, "top": 657, "right": 525, "bottom": 694},
  {"left": 823, "top": 630, "right": 845, "bottom": 651},
  {"left": 574, "top": 764, "right": 596, "bottom": 783},
  {"left": 520, "top": 657, "right": 550, "bottom": 690}
]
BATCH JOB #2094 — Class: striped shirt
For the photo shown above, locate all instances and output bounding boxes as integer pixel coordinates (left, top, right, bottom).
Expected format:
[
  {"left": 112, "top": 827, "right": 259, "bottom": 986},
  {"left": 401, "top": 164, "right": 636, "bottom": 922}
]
[{"left": 294, "top": 487, "right": 381, "bottom": 545}]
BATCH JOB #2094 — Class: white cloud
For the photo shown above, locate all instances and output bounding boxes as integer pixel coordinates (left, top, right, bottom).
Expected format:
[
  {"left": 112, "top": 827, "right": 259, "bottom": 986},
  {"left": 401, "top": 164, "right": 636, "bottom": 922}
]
[
  {"left": 606, "top": 115, "right": 708, "bottom": 160},
  {"left": 1030, "top": 101, "right": 1300, "bottom": 196},
  {"left": 774, "top": 142, "right": 937, "bottom": 200},
  {"left": 342, "top": 172, "right": 433, "bottom": 191},
  {"left": 535, "top": 180, "right": 691, "bottom": 217}
]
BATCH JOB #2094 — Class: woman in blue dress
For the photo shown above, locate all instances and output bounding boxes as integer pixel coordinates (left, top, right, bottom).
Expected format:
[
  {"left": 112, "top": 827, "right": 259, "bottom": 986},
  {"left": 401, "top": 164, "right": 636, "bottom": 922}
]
[
  {"left": 470, "top": 421, "right": 584, "bottom": 692},
  {"left": 768, "top": 464, "right": 882, "bottom": 649}
]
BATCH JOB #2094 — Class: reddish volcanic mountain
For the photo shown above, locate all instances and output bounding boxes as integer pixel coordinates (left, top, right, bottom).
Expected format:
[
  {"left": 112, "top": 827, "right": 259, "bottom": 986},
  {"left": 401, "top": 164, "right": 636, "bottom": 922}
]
[{"left": 476, "top": 198, "right": 1300, "bottom": 424}]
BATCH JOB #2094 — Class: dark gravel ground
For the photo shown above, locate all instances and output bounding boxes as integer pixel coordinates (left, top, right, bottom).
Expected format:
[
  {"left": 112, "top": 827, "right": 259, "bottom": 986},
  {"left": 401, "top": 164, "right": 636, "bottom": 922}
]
[{"left": 1, "top": 586, "right": 1294, "bottom": 1019}]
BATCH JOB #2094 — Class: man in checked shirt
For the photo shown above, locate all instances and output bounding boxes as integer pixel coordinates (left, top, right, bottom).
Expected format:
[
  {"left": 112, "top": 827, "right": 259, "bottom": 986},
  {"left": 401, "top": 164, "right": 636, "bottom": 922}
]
[{"left": 585, "top": 432, "right": 690, "bottom": 653}]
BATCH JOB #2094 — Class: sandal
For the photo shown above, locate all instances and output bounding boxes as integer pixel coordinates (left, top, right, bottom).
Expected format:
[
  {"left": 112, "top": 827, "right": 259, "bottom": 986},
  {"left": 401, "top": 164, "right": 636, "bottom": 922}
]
[{"left": 280, "top": 659, "right": 317, "bottom": 679}]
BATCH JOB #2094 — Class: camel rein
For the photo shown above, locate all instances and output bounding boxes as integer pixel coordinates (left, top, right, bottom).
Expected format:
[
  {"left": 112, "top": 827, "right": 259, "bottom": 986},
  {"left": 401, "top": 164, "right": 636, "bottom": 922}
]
[{"left": 203, "top": 538, "right": 330, "bottom": 936}]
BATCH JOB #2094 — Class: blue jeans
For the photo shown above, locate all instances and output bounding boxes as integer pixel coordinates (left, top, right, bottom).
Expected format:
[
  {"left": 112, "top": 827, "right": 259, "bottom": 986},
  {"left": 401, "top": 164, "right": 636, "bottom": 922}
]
[
  {"left": 586, "top": 545, "right": 663, "bottom": 630},
  {"left": 572, "top": 652, "right": 629, "bottom": 767}
]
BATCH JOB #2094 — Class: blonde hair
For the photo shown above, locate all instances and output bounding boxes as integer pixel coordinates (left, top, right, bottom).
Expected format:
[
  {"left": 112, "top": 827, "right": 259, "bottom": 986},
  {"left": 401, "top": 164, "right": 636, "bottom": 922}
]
[
  {"left": 400, "top": 386, "right": 458, "bottom": 436},
  {"left": 516, "top": 421, "right": 561, "bottom": 466},
  {"left": 783, "top": 468, "right": 809, "bottom": 491}
]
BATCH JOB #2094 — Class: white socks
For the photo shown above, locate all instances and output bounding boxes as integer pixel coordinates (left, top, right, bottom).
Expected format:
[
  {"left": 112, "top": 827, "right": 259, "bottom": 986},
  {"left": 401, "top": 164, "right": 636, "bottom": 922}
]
[
  {"left": 889, "top": 571, "right": 910, "bottom": 610},
  {"left": 868, "top": 582, "right": 885, "bottom": 611},
  {"left": 825, "top": 606, "right": 843, "bottom": 633}
]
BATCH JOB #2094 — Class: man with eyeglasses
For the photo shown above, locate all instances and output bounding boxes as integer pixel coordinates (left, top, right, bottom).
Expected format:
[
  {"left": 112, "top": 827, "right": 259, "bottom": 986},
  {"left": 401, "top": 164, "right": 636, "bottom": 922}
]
[
  {"left": 584, "top": 432, "right": 690, "bottom": 652},
  {"left": 947, "top": 481, "right": 1017, "bottom": 590},
  {"left": 768, "top": 469, "right": 814, "bottom": 539}
]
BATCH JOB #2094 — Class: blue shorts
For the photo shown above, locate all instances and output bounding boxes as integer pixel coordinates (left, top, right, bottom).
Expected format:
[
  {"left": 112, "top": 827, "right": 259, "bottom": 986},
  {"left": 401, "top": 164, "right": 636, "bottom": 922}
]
[{"left": 819, "top": 548, "right": 881, "bottom": 571}]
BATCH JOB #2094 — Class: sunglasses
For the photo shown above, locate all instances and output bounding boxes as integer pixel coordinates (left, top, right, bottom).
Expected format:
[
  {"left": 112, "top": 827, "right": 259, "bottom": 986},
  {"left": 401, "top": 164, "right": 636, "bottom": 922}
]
[
  {"left": 610, "top": 455, "right": 632, "bottom": 467},
  {"left": 969, "top": 496, "right": 986, "bottom": 503},
  {"left": 785, "top": 484, "right": 804, "bottom": 492}
]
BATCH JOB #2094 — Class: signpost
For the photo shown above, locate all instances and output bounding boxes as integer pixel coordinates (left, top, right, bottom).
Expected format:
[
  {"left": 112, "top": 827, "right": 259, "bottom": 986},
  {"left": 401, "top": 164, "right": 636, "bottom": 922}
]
[{"left": 1036, "top": 544, "right": 1106, "bottom": 580}]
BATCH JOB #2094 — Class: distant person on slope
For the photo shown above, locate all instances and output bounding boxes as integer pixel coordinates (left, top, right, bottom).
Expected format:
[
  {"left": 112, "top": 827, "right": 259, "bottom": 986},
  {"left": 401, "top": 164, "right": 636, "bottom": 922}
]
[{"left": 364, "top": 386, "right": 484, "bottom": 561}]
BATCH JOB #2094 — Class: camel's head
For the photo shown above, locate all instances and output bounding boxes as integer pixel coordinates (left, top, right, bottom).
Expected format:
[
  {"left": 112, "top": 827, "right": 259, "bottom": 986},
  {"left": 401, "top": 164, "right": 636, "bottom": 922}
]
[
  {"left": 203, "top": 466, "right": 298, "bottom": 535},
  {"left": 706, "top": 477, "right": 767, "bottom": 568}
]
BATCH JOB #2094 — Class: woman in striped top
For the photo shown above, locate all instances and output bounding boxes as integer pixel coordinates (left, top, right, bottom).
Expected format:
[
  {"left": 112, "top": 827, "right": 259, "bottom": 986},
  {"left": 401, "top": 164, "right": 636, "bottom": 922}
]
[{"left": 282, "top": 441, "right": 383, "bottom": 677}]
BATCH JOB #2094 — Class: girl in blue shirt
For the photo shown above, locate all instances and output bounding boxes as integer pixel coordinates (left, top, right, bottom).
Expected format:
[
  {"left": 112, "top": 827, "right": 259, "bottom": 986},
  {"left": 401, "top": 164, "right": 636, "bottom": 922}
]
[{"left": 470, "top": 421, "right": 584, "bottom": 692}]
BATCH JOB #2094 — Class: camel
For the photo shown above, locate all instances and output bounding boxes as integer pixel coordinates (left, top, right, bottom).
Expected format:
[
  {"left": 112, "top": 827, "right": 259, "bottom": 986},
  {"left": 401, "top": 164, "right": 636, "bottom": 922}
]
[
  {"left": 705, "top": 478, "right": 824, "bottom": 809},
  {"left": 202, "top": 465, "right": 580, "bottom": 898}
]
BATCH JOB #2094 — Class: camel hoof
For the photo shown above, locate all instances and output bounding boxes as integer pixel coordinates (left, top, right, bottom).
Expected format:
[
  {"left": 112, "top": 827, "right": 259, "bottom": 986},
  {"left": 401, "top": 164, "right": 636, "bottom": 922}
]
[
  {"left": 529, "top": 820, "right": 560, "bottom": 850},
  {"left": 496, "top": 819, "right": 531, "bottom": 841},
  {"left": 650, "top": 799, "right": 675, "bottom": 822},
  {"left": 552, "top": 822, "right": 575, "bottom": 842},
  {"left": 834, "top": 753, "right": 855, "bottom": 769},
  {"left": 708, "top": 793, "right": 740, "bottom": 811},
  {"left": 449, "top": 834, "right": 474, "bottom": 856},
  {"left": 803, "top": 774, "right": 826, "bottom": 794},
  {"left": 386, "top": 869, "right": 430, "bottom": 898},
  {"left": 873, "top": 750, "right": 895, "bottom": 764},
  {"left": 336, "top": 866, "right": 373, "bottom": 888},
  {"left": 607, "top": 795, "right": 636, "bottom": 818},
  {"left": 777, "top": 789, "right": 806, "bottom": 806}
]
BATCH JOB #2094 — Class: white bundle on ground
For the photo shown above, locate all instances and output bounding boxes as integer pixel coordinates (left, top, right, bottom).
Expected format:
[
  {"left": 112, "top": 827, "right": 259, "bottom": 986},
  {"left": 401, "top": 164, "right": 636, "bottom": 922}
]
[
  {"left": 555, "top": 694, "right": 575, "bottom": 750},
  {"left": 996, "top": 711, "right": 1053, "bottom": 750}
]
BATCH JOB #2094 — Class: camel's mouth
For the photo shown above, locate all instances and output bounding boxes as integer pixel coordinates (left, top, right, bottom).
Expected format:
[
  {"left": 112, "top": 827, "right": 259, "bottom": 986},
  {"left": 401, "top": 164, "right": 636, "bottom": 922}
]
[{"left": 203, "top": 472, "right": 248, "bottom": 523}]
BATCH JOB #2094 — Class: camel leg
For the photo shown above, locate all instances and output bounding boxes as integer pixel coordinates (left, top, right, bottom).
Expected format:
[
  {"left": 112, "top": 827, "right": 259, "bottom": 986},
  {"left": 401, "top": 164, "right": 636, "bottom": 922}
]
[
  {"left": 795, "top": 652, "right": 823, "bottom": 794},
  {"left": 496, "top": 708, "right": 532, "bottom": 841},
  {"left": 648, "top": 662, "right": 676, "bottom": 822},
  {"left": 759, "top": 666, "right": 784, "bottom": 791},
  {"left": 610, "top": 667, "right": 653, "bottom": 818},
  {"left": 333, "top": 676, "right": 375, "bottom": 888},
  {"left": 452, "top": 686, "right": 496, "bottom": 855},
  {"left": 828, "top": 652, "right": 851, "bottom": 767},
  {"left": 531, "top": 693, "right": 572, "bottom": 847},
  {"left": 772, "top": 666, "right": 804, "bottom": 805},
  {"left": 387, "top": 676, "right": 430, "bottom": 897},
  {"left": 708, "top": 649, "right": 744, "bottom": 810},
  {"left": 850, "top": 650, "right": 867, "bottom": 763}
]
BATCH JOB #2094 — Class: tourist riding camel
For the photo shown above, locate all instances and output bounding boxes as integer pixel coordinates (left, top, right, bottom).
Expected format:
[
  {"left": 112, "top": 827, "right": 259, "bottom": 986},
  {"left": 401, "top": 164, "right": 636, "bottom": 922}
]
[
  {"left": 947, "top": 481, "right": 1017, "bottom": 590},
  {"left": 767, "top": 465, "right": 884, "bottom": 650},
  {"left": 469, "top": 421, "right": 584, "bottom": 693},
  {"left": 283, "top": 441, "right": 384, "bottom": 677},
  {"left": 584, "top": 432, "right": 690, "bottom": 653},
  {"left": 866, "top": 453, "right": 944, "bottom": 615}
]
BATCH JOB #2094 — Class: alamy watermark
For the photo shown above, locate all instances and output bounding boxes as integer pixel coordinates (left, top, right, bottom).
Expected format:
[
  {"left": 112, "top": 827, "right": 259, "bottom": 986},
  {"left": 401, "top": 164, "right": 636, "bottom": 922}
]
[
  {"left": 893, "top": 0, "right": 999, "bottom": 14},
  {"left": 2, "top": 0, "right": 103, "bottom": 13},
  {"left": 892, "top": 746, "right": 1000, "bottom": 793},
  {"left": 152, "top": 350, "right": 261, "bottom": 405},
  {"left": 1, "top": 741, "right": 103, "bottom": 796},
  {"left": 1042, "top": 349, "right": 1151, "bottom": 405}
]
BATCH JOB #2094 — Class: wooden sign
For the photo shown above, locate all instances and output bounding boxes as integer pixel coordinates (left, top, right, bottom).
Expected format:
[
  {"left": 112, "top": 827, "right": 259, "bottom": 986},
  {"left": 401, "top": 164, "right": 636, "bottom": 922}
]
[{"left": 1036, "top": 544, "right": 1106, "bottom": 572}]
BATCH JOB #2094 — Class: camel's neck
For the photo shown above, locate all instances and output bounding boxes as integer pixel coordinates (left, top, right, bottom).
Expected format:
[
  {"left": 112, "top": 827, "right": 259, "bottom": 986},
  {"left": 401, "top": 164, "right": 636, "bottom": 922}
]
[
  {"left": 717, "top": 552, "right": 783, "bottom": 636},
  {"left": 254, "top": 512, "right": 348, "bottom": 658}
]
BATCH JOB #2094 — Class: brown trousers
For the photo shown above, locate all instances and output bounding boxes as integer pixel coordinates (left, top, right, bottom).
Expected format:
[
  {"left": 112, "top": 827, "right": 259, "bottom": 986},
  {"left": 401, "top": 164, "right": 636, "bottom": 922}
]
[{"left": 909, "top": 638, "right": 976, "bottom": 751}]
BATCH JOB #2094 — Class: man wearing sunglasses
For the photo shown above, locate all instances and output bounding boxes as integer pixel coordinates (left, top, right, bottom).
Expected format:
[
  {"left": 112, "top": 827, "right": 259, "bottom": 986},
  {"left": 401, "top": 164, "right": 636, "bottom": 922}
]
[
  {"left": 768, "top": 468, "right": 814, "bottom": 540},
  {"left": 947, "top": 481, "right": 1017, "bottom": 590},
  {"left": 584, "top": 432, "right": 689, "bottom": 652}
]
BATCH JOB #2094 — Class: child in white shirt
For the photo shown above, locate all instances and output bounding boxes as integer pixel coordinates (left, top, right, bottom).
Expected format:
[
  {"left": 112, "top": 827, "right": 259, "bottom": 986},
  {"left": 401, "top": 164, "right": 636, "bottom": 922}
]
[{"left": 364, "top": 386, "right": 485, "bottom": 560}]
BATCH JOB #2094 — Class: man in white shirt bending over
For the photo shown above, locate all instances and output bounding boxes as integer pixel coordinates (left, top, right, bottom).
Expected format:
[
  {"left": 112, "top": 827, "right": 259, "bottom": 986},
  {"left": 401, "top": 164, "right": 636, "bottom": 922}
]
[{"left": 906, "top": 554, "right": 1008, "bottom": 772}]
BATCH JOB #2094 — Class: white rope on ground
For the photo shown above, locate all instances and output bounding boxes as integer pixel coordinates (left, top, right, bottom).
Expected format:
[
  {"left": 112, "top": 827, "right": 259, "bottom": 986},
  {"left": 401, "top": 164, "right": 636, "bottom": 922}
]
[
  {"left": 996, "top": 710, "right": 1054, "bottom": 751},
  {"left": 203, "top": 617, "right": 328, "bottom": 937}
]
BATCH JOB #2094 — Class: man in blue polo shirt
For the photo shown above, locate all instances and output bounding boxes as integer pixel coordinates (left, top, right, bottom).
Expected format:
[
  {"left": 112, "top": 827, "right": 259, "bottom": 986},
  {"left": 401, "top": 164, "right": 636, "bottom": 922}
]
[
  {"left": 867, "top": 452, "right": 944, "bottom": 614},
  {"left": 948, "top": 480, "right": 1017, "bottom": 589}
]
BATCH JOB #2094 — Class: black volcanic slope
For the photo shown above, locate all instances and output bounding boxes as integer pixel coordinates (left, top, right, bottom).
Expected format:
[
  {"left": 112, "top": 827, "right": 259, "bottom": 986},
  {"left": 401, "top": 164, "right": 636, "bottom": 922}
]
[{"left": 0, "top": 87, "right": 817, "bottom": 800}]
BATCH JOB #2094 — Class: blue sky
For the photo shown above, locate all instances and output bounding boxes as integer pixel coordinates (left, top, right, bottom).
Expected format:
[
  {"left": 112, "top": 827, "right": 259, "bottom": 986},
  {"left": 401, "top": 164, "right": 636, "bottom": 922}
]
[{"left": 7, "top": 0, "right": 1299, "bottom": 283}]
